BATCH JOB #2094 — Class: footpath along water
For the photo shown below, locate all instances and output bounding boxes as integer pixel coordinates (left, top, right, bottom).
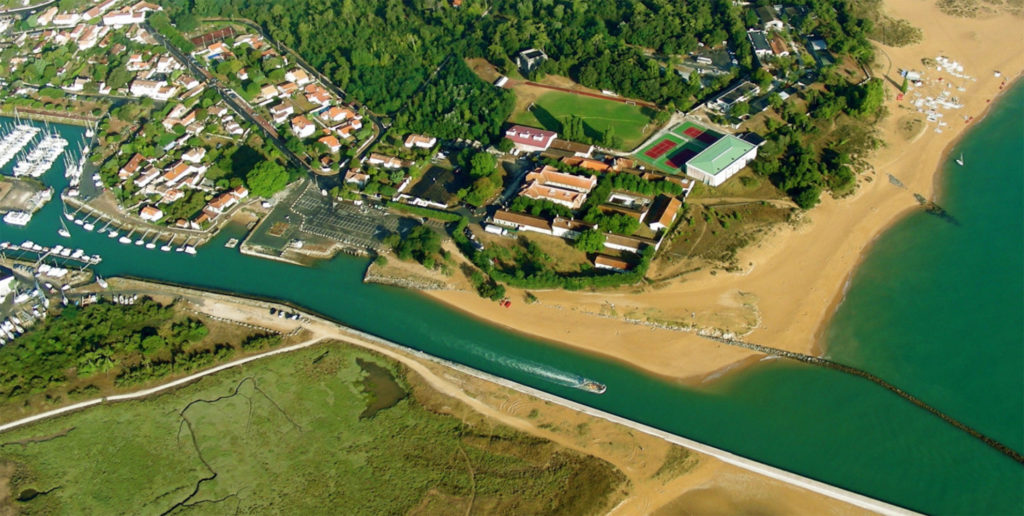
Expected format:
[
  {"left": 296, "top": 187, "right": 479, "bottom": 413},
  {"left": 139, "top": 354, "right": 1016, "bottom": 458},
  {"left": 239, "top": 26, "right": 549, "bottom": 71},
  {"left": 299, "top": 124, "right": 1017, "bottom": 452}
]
[{"left": 1, "top": 110, "right": 1021, "bottom": 513}]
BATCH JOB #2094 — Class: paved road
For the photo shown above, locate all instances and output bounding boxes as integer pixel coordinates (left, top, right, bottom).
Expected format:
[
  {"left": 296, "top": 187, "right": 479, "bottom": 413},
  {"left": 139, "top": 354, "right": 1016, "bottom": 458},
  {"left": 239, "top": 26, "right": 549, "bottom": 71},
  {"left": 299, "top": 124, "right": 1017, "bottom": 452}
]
[
  {"left": 143, "top": 23, "right": 314, "bottom": 178},
  {"left": 197, "top": 17, "right": 387, "bottom": 169}
]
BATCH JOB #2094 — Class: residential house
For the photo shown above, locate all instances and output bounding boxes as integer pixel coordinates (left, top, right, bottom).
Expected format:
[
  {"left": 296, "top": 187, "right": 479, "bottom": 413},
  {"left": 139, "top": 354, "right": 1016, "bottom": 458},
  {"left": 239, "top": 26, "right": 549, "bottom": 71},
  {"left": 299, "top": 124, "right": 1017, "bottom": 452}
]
[
  {"left": 770, "top": 35, "right": 790, "bottom": 57},
  {"left": 82, "top": 0, "right": 118, "bottom": 20},
  {"left": 321, "top": 105, "right": 354, "bottom": 123},
  {"left": 365, "top": 153, "right": 407, "bottom": 169},
  {"left": 139, "top": 206, "right": 163, "bottom": 222},
  {"left": 404, "top": 134, "right": 437, "bottom": 149},
  {"left": 136, "top": 166, "right": 162, "bottom": 187},
  {"left": 52, "top": 13, "right": 82, "bottom": 26},
  {"left": 119, "top": 153, "right": 146, "bottom": 180},
  {"left": 269, "top": 101, "right": 295, "bottom": 124},
  {"left": 344, "top": 169, "right": 369, "bottom": 187},
  {"left": 755, "top": 6, "right": 784, "bottom": 31},
  {"left": 336, "top": 119, "right": 363, "bottom": 139},
  {"left": 318, "top": 135, "right": 341, "bottom": 153},
  {"left": 276, "top": 81, "right": 298, "bottom": 96},
  {"left": 103, "top": 8, "right": 147, "bottom": 26},
  {"left": 747, "top": 30, "right": 772, "bottom": 59},
  {"left": 181, "top": 147, "right": 206, "bottom": 163},
  {"left": 66, "top": 76, "right": 89, "bottom": 92},
  {"left": 129, "top": 79, "right": 177, "bottom": 100},
  {"left": 284, "top": 68, "right": 311, "bottom": 86},
  {"left": 126, "top": 54, "right": 150, "bottom": 71},
  {"left": 290, "top": 115, "right": 315, "bottom": 138},
  {"left": 37, "top": 6, "right": 58, "bottom": 25},
  {"left": 303, "top": 84, "right": 331, "bottom": 106},
  {"left": 257, "top": 84, "right": 278, "bottom": 102}
]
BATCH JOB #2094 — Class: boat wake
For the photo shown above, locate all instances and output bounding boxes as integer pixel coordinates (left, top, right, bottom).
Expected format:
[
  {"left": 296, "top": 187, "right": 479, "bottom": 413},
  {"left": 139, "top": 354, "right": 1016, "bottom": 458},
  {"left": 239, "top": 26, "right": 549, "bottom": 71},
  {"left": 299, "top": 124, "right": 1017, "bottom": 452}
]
[{"left": 465, "top": 345, "right": 606, "bottom": 394}]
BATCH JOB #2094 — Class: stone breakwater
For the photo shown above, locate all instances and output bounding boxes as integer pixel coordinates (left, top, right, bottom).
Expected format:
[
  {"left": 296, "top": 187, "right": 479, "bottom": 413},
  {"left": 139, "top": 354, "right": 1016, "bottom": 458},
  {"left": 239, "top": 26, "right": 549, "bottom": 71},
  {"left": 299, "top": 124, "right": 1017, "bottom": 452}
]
[
  {"left": 362, "top": 268, "right": 451, "bottom": 291},
  {"left": 698, "top": 333, "right": 1024, "bottom": 465}
]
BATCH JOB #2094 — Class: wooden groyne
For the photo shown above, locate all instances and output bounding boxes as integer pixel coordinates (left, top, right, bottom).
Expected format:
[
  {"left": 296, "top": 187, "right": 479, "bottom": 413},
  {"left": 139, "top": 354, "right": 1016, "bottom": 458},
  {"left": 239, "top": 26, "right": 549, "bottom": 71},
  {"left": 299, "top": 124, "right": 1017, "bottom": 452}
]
[{"left": 698, "top": 333, "right": 1024, "bottom": 465}]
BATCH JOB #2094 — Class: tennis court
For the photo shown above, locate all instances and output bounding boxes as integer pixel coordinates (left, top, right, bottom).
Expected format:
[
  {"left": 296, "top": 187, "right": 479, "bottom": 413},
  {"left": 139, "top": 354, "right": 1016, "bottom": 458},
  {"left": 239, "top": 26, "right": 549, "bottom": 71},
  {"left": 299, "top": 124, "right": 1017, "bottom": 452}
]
[
  {"left": 635, "top": 121, "right": 721, "bottom": 174},
  {"left": 644, "top": 139, "right": 678, "bottom": 159}
]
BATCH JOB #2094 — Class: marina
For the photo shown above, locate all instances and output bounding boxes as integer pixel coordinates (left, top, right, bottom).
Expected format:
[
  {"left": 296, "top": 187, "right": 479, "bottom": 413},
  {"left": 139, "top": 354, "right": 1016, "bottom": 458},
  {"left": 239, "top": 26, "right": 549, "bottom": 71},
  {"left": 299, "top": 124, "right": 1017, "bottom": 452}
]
[
  {"left": 0, "top": 121, "right": 41, "bottom": 169},
  {"left": 12, "top": 132, "right": 68, "bottom": 178}
]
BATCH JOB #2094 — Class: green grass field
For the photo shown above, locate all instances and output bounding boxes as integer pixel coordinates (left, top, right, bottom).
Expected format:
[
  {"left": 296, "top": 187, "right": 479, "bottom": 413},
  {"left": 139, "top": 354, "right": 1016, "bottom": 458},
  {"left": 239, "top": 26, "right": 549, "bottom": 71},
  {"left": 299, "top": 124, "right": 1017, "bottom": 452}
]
[
  {"left": 510, "top": 91, "right": 656, "bottom": 150},
  {"left": 0, "top": 343, "right": 622, "bottom": 514}
]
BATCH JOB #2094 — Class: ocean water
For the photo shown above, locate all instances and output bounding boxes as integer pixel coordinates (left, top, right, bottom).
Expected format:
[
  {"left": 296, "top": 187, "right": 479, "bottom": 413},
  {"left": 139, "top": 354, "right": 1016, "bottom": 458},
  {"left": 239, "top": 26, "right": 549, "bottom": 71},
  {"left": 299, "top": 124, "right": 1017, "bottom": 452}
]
[
  {"left": 0, "top": 86, "right": 1021, "bottom": 514},
  {"left": 825, "top": 82, "right": 1024, "bottom": 452}
]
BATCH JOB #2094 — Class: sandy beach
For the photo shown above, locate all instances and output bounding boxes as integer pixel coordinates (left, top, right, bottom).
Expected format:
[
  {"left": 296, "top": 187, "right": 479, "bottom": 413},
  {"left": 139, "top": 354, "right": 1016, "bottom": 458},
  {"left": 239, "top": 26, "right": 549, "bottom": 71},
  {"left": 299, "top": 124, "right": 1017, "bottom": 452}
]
[{"left": 422, "top": 0, "right": 1024, "bottom": 382}]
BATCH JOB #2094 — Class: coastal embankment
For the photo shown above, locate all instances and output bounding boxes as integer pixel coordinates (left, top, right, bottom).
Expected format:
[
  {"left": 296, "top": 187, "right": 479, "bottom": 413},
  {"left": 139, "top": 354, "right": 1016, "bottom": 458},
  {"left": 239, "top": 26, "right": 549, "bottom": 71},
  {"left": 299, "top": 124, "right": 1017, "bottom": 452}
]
[
  {"left": 0, "top": 278, "right": 913, "bottom": 515},
  {"left": 417, "top": 0, "right": 1024, "bottom": 384}
]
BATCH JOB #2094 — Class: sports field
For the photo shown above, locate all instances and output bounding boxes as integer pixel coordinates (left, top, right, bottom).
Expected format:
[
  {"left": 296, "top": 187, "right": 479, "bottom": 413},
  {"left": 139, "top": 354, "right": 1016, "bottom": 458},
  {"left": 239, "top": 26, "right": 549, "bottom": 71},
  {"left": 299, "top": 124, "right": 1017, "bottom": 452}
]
[
  {"left": 634, "top": 122, "right": 721, "bottom": 175},
  {"left": 509, "top": 90, "right": 656, "bottom": 150}
]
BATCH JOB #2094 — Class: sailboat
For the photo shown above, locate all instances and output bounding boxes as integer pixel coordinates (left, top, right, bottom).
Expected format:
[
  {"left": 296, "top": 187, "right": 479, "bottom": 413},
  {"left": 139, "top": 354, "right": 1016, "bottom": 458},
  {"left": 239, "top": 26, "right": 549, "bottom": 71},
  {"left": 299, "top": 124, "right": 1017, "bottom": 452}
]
[
  {"left": 955, "top": 153, "right": 964, "bottom": 166},
  {"left": 57, "top": 216, "right": 71, "bottom": 238}
]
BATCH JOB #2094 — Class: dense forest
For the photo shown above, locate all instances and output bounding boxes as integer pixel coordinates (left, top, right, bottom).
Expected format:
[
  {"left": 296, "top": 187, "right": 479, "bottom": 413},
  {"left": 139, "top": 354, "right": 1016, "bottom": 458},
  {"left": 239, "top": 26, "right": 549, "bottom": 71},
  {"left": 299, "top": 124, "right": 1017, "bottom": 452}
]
[{"left": 165, "top": 0, "right": 876, "bottom": 139}]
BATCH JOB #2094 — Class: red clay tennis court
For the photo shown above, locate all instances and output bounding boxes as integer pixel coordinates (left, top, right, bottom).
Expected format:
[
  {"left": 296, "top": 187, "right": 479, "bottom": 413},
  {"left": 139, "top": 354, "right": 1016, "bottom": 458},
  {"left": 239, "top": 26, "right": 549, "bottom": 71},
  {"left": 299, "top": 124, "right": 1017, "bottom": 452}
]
[
  {"left": 683, "top": 126, "right": 704, "bottom": 139},
  {"left": 644, "top": 139, "right": 677, "bottom": 159}
]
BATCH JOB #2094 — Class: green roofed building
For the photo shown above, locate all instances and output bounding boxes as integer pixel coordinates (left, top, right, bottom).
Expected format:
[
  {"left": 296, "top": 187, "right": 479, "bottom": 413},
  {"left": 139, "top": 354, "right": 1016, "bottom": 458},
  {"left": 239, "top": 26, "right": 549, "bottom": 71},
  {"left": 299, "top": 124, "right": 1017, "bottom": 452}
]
[{"left": 685, "top": 134, "right": 758, "bottom": 187}]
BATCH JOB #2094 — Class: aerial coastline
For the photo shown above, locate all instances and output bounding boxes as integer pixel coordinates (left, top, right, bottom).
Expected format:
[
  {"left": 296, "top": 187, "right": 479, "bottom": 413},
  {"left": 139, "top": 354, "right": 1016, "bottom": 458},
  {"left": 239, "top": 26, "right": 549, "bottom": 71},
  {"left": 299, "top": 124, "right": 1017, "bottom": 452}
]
[{"left": 410, "top": 0, "right": 1024, "bottom": 382}]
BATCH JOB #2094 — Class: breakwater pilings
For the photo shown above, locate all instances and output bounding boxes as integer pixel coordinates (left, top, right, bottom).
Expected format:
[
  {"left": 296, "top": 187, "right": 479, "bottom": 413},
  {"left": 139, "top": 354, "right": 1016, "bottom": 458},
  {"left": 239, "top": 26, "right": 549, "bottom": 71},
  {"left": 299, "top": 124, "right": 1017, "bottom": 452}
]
[{"left": 698, "top": 333, "right": 1024, "bottom": 465}]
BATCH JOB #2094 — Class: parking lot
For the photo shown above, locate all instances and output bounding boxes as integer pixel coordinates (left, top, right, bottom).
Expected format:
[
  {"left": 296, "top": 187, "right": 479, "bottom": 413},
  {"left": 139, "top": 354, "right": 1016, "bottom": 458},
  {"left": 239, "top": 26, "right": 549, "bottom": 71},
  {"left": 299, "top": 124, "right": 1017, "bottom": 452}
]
[{"left": 289, "top": 182, "right": 401, "bottom": 252}]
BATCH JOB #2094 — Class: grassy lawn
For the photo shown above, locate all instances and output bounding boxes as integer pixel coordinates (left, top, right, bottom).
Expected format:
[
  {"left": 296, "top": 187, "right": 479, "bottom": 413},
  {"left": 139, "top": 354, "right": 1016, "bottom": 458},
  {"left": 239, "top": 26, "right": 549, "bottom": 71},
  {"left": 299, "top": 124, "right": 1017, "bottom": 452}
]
[
  {"left": 509, "top": 91, "right": 656, "bottom": 150},
  {"left": 0, "top": 344, "right": 622, "bottom": 514}
]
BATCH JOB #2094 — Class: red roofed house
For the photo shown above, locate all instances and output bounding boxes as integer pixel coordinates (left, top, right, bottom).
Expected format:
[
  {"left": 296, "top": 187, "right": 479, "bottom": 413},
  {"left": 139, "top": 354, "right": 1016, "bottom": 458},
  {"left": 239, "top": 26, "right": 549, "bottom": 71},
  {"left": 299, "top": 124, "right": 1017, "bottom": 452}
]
[
  {"left": 336, "top": 119, "right": 363, "bottom": 140},
  {"left": 291, "top": 115, "right": 315, "bottom": 138},
  {"left": 139, "top": 205, "right": 163, "bottom": 222},
  {"left": 320, "top": 106, "right": 353, "bottom": 123},
  {"left": 206, "top": 192, "right": 238, "bottom": 215},
  {"left": 119, "top": 153, "right": 145, "bottom": 179},
  {"left": 161, "top": 161, "right": 192, "bottom": 187},
  {"left": 505, "top": 125, "right": 557, "bottom": 153},
  {"left": 318, "top": 135, "right": 341, "bottom": 153},
  {"left": 303, "top": 84, "right": 331, "bottom": 106}
]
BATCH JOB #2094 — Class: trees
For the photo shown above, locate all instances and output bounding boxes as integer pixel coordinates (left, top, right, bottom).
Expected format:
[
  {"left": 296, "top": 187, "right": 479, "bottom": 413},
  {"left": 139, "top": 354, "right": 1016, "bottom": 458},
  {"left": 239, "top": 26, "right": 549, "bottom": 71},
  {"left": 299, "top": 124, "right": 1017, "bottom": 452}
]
[
  {"left": 246, "top": 161, "right": 290, "bottom": 198},
  {"left": 574, "top": 229, "right": 605, "bottom": 253}
]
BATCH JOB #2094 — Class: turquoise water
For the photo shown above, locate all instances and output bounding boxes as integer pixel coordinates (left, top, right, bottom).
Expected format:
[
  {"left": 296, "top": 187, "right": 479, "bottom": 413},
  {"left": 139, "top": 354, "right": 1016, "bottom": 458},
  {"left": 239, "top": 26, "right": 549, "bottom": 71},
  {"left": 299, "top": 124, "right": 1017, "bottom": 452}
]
[
  {"left": 1, "top": 87, "right": 1022, "bottom": 515},
  {"left": 826, "top": 82, "right": 1024, "bottom": 453}
]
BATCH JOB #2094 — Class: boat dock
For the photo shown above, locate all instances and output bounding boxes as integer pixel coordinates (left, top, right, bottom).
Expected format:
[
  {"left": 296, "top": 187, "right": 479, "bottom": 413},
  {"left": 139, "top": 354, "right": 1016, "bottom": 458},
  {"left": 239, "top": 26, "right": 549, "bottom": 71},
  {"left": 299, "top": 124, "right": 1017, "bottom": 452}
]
[{"left": 62, "top": 195, "right": 212, "bottom": 253}]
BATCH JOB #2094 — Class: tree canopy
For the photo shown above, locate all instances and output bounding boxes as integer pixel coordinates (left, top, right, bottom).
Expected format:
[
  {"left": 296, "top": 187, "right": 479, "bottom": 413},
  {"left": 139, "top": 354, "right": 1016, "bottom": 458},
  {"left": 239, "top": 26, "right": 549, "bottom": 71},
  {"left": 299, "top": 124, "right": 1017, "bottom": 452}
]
[{"left": 246, "top": 160, "right": 290, "bottom": 198}]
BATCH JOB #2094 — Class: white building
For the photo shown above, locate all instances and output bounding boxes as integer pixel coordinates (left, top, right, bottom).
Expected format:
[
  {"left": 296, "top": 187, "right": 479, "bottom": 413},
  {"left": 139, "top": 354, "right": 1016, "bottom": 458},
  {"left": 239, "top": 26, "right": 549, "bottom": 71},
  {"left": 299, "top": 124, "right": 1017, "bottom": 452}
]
[{"left": 685, "top": 134, "right": 758, "bottom": 187}]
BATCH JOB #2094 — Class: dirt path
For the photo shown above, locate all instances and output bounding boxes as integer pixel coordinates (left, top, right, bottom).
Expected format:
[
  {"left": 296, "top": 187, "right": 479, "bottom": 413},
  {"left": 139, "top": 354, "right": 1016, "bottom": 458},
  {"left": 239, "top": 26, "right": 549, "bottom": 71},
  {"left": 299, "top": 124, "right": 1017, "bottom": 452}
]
[{"left": 508, "top": 79, "right": 660, "bottom": 109}]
